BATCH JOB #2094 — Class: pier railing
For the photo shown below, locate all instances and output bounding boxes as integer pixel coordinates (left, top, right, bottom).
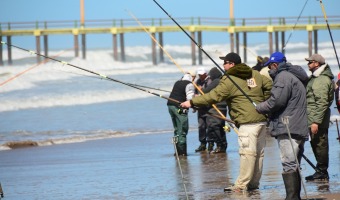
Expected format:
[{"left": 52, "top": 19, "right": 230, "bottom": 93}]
[
  {"left": 1, "top": 16, "right": 340, "bottom": 66},
  {"left": 1, "top": 16, "right": 340, "bottom": 30}
]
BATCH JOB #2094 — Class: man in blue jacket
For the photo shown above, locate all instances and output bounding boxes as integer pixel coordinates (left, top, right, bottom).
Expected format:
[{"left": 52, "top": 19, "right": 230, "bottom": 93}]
[{"left": 256, "top": 52, "right": 309, "bottom": 200}]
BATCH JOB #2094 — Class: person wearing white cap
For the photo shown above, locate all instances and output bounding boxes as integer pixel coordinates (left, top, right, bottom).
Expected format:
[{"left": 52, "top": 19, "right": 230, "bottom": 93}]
[
  {"left": 304, "top": 54, "right": 334, "bottom": 181},
  {"left": 167, "top": 73, "right": 195, "bottom": 156},
  {"left": 194, "top": 67, "right": 213, "bottom": 152}
]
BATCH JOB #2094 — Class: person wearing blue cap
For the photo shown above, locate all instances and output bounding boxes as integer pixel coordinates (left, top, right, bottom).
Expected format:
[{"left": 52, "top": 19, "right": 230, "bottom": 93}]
[{"left": 256, "top": 52, "right": 309, "bottom": 199}]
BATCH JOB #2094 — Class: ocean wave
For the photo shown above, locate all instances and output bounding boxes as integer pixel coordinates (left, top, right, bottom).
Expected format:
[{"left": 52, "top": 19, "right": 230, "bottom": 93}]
[{"left": 0, "top": 129, "right": 174, "bottom": 151}]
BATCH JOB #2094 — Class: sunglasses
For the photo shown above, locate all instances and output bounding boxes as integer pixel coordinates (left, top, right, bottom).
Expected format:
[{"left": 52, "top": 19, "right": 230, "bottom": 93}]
[
  {"left": 308, "top": 61, "right": 315, "bottom": 65},
  {"left": 223, "top": 61, "right": 233, "bottom": 65}
]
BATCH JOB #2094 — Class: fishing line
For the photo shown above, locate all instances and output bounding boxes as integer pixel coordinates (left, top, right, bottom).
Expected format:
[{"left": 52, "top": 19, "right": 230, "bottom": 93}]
[
  {"left": 282, "top": 0, "right": 309, "bottom": 51},
  {"left": 172, "top": 136, "right": 189, "bottom": 200},
  {"left": 127, "top": 10, "right": 237, "bottom": 132},
  {"left": 318, "top": 0, "right": 340, "bottom": 69},
  {"left": 153, "top": 0, "right": 257, "bottom": 107}
]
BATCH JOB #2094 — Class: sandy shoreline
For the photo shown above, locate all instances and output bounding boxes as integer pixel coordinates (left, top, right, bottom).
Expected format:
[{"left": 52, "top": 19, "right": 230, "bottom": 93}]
[{"left": 0, "top": 130, "right": 339, "bottom": 199}]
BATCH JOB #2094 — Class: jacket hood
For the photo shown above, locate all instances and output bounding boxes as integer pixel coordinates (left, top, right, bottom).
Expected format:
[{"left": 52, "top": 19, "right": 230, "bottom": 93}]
[
  {"left": 270, "top": 62, "right": 309, "bottom": 85},
  {"left": 310, "top": 63, "right": 334, "bottom": 80},
  {"left": 227, "top": 63, "right": 252, "bottom": 79},
  {"left": 209, "top": 67, "right": 223, "bottom": 80}
]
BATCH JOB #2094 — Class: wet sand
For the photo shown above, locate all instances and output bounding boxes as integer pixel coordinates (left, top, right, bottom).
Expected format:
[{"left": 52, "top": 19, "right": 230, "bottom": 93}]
[{"left": 0, "top": 130, "right": 339, "bottom": 200}]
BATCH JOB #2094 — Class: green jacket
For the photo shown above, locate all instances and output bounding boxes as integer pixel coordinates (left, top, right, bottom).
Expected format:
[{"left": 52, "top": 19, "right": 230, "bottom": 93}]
[
  {"left": 306, "top": 64, "right": 334, "bottom": 128},
  {"left": 191, "top": 63, "right": 272, "bottom": 126}
]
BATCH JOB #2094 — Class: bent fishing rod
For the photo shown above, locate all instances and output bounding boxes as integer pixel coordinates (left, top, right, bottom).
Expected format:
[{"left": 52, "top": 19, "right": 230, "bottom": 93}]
[
  {"left": 1, "top": 41, "right": 236, "bottom": 125},
  {"left": 0, "top": 41, "right": 175, "bottom": 101},
  {"left": 153, "top": 0, "right": 257, "bottom": 107},
  {"left": 318, "top": 0, "right": 340, "bottom": 69},
  {"left": 128, "top": 10, "right": 237, "bottom": 132}
]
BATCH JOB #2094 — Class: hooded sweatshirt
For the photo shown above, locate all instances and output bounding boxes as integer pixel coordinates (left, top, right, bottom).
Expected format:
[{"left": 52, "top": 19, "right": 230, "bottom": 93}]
[
  {"left": 256, "top": 62, "right": 309, "bottom": 139},
  {"left": 191, "top": 63, "right": 272, "bottom": 127}
]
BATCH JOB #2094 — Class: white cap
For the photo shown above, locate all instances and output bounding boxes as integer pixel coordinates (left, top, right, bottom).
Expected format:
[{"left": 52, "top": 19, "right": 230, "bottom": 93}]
[
  {"left": 196, "top": 67, "right": 207, "bottom": 75},
  {"left": 182, "top": 74, "right": 192, "bottom": 81}
]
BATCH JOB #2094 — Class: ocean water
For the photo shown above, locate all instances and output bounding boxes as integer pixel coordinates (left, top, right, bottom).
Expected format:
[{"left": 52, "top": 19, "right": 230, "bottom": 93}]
[{"left": 0, "top": 42, "right": 339, "bottom": 150}]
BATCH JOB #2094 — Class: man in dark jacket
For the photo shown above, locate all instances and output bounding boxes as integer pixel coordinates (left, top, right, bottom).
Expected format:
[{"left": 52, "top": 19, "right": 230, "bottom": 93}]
[
  {"left": 203, "top": 67, "right": 228, "bottom": 153},
  {"left": 305, "top": 54, "right": 334, "bottom": 181},
  {"left": 167, "top": 73, "right": 195, "bottom": 156},
  {"left": 194, "top": 67, "right": 212, "bottom": 152},
  {"left": 256, "top": 52, "right": 309, "bottom": 200}
]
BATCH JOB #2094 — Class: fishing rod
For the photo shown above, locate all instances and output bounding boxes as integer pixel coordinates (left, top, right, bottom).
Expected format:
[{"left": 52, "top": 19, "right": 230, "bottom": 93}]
[
  {"left": 172, "top": 136, "right": 189, "bottom": 200},
  {"left": 56, "top": 67, "right": 171, "bottom": 93},
  {"left": 282, "top": 117, "right": 308, "bottom": 199},
  {"left": 152, "top": 0, "right": 257, "bottom": 107},
  {"left": 0, "top": 41, "right": 177, "bottom": 102},
  {"left": 0, "top": 49, "right": 68, "bottom": 87},
  {"left": 282, "top": 0, "right": 309, "bottom": 51},
  {"left": 0, "top": 41, "right": 236, "bottom": 125},
  {"left": 318, "top": 0, "right": 340, "bottom": 69},
  {"left": 127, "top": 10, "right": 237, "bottom": 132}
]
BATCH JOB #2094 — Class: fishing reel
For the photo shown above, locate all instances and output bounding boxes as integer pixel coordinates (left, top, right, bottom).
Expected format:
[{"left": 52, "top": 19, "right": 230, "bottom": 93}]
[
  {"left": 177, "top": 108, "right": 188, "bottom": 114},
  {"left": 223, "top": 125, "right": 231, "bottom": 132}
]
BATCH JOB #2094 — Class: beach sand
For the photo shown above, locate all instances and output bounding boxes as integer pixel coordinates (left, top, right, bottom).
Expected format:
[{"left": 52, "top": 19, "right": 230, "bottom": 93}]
[{"left": 0, "top": 130, "right": 340, "bottom": 200}]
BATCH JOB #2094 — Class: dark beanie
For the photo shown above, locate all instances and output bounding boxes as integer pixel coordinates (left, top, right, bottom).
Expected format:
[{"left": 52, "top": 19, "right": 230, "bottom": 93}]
[{"left": 219, "top": 52, "right": 242, "bottom": 65}]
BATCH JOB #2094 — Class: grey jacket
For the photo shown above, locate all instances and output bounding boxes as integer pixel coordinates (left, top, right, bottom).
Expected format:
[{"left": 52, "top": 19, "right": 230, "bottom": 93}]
[{"left": 256, "top": 62, "right": 309, "bottom": 139}]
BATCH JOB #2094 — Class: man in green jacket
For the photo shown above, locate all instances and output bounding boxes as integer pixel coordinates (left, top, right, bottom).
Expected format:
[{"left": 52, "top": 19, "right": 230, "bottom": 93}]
[
  {"left": 180, "top": 52, "right": 272, "bottom": 192},
  {"left": 305, "top": 54, "right": 334, "bottom": 181}
]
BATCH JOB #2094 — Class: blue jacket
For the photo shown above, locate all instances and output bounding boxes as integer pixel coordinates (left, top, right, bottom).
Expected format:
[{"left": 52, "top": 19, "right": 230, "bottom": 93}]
[{"left": 256, "top": 62, "right": 309, "bottom": 139}]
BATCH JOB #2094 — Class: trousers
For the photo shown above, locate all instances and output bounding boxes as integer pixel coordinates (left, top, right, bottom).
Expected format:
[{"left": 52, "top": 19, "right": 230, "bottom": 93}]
[
  {"left": 277, "top": 134, "right": 305, "bottom": 173},
  {"left": 234, "top": 122, "right": 267, "bottom": 190}
]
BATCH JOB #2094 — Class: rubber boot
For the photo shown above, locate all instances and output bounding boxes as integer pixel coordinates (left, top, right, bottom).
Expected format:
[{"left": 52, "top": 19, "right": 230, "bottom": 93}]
[
  {"left": 195, "top": 143, "right": 206, "bottom": 152},
  {"left": 178, "top": 143, "right": 187, "bottom": 156},
  {"left": 207, "top": 142, "right": 214, "bottom": 152},
  {"left": 282, "top": 171, "right": 301, "bottom": 200}
]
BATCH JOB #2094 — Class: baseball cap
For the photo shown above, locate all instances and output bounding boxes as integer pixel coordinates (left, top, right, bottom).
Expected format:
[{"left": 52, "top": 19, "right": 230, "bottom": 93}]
[
  {"left": 219, "top": 52, "right": 242, "bottom": 65},
  {"left": 305, "top": 54, "right": 325, "bottom": 64},
  {"left": 196, "top": 67, "right": 207, "bottom": 75},
  {"left": 264, "top": 52, "right": 286, "bottom": 66}
]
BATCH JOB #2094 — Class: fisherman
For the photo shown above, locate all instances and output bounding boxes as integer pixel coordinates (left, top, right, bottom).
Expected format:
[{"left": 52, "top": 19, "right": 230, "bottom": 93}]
[
  {"left": 167, "top": 73, "right": 195, "bottom": 156},
  {"left": 304, "top": 54, "right": 334, "bottom": 181},
  {"left": 194, "top": 67, "right": 213, "bottom": 152},
  {"left": 252, "top": 56, "right": 264, "bottom": 71},
  {"left": 256, "top": 52, "right": 309, "bottom": 199},
  {"left": 181, "top": 52, "right": 272, "bottom": 192},
  {"left": 202, "top": 67, "right": 228, "bottom": 153}
]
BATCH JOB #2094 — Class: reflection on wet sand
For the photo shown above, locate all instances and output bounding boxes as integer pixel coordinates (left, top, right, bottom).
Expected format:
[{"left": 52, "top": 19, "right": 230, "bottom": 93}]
[{"left": 173, "top": 132, "right": 340, "bottom": 199}]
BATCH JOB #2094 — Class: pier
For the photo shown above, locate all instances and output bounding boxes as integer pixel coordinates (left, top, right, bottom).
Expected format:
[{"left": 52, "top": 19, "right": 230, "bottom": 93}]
[{"left": 1, "top": 16, "right": 340, "bottom": 66}]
